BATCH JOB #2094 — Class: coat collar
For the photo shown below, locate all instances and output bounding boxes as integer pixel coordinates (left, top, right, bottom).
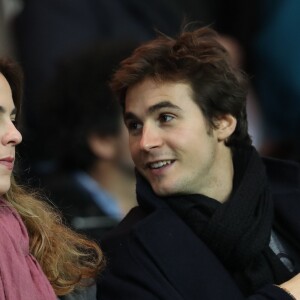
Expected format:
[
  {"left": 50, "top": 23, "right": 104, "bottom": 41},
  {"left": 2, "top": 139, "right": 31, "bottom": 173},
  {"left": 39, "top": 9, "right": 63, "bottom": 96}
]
[
  {"left": 132, "top": 157, "right": 300, "bottom": 298},
  {"left": 134, "top": 207, "right": 243, "bottom": 299},
  {"left": 263, "top": 156, "right": 300, "bottom": 192},
  {"left": 136, "top": 157, "right": 300, "bottom": 238}
]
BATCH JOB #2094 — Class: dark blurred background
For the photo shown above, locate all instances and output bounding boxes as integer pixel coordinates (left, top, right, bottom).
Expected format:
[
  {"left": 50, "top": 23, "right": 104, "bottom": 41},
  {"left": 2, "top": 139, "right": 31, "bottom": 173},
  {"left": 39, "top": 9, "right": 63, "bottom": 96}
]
[{"left": 1, "top": 0, "right": 300, "bottom": 239}]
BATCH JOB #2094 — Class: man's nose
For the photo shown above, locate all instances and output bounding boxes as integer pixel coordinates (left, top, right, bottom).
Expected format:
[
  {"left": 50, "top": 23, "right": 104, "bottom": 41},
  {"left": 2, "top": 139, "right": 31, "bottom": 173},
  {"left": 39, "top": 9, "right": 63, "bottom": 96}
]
[{"left": 139, "top": 123, "right": 163, "bottom": 151}]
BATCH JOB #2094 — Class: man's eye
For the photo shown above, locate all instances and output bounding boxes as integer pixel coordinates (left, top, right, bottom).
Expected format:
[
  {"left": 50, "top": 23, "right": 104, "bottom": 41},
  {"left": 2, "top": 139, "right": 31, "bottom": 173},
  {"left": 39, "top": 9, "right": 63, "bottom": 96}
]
[
  {"left": 160, "top": 114, "right": 174, "bottom": 123},
  {"left": 127, "top": 121, "right": 142, "bottom": 132}
]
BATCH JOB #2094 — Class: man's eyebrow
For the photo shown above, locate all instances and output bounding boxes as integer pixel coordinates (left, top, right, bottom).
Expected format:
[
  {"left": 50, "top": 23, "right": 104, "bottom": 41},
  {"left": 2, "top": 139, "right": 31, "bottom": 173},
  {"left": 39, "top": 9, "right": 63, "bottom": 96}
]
[
  {"left": 147, "top": 101, "right": 181, "bottom": 114},
  {"left": 124, "top": 101, "right": 182, "bottom": 122}
]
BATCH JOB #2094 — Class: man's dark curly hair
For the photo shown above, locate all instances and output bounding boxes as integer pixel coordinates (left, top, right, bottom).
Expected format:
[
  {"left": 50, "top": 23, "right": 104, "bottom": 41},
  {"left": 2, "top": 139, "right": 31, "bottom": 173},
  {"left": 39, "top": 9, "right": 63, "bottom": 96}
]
[{"left": 111, "top": 27, "right": 251, "bottom": 148}]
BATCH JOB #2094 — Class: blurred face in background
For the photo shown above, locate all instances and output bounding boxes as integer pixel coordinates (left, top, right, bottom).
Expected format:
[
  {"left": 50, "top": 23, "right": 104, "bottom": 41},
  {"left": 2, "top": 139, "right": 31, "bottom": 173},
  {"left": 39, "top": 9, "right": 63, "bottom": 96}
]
[
  {"left": 0, "top": 73, "right": 22, "bottom": 195},
  {"left": 88, "top": 121, "right": 134, "bottom": 175},
  {"left": 116, "top": 122, "right": 135, "bottom": 174}
]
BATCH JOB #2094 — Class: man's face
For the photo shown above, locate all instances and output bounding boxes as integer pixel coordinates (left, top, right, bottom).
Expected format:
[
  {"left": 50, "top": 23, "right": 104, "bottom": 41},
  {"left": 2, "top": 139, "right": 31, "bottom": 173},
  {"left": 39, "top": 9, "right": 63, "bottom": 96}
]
[{"left": 124, "top": 78, "right": 233, "bottom": 197}]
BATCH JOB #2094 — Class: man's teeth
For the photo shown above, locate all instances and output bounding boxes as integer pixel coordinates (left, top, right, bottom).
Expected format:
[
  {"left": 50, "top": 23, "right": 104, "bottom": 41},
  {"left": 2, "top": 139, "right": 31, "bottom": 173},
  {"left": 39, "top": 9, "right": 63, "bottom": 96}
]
[{"left": 149, "top": 160, "right": 172, "bottom": 169}]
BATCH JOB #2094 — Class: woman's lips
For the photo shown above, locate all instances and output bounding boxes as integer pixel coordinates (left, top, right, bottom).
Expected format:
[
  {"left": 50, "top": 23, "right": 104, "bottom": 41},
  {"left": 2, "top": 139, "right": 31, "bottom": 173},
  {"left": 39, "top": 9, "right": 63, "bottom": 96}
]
[{"left": 0, "top": 157, "right": 14, "bottom": 170}]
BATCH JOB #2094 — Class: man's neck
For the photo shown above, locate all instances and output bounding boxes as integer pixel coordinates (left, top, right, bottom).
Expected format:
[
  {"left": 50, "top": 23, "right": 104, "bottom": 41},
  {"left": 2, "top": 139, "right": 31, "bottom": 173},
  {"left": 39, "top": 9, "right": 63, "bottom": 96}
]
[{"left": 204, "top": 145, "right": 234, "bottom": 203}]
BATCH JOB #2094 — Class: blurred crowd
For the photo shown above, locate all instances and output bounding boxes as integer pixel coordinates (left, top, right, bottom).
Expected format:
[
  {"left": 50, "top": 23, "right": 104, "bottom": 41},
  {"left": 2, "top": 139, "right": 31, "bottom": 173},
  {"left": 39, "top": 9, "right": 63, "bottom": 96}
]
[{"left": 1, "top": 0, "right": 300, "bottom": 241}]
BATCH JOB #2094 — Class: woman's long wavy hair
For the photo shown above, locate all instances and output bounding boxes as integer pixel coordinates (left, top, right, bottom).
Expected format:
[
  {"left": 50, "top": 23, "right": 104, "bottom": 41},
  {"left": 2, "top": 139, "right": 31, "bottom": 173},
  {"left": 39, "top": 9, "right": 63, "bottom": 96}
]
[{"left": 0, "top": 58, "right": 105, "bottom": 296}]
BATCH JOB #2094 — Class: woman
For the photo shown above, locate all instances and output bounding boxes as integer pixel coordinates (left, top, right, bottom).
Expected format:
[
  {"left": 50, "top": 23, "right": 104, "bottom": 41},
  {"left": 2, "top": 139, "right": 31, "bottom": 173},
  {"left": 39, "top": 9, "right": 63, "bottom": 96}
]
[{"left": 0, "top": 58, "right": 105, "bottom": 299}]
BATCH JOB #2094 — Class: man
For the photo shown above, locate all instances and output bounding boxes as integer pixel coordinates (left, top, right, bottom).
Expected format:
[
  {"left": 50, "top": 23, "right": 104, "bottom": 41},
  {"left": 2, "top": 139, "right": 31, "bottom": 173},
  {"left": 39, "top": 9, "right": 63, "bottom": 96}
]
[
  {"left": 37, "top": 43, "right": 137, "bottom": 241},
  {"left": 98, "top": 27, "right": 300, "bottom": 299}
]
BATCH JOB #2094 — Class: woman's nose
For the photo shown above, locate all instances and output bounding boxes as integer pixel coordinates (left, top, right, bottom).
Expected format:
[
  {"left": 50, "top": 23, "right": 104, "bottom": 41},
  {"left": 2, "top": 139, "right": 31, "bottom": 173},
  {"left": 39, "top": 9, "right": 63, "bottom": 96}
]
[{"left": 2, "top": 122, "right": 22, "bottom": 146}]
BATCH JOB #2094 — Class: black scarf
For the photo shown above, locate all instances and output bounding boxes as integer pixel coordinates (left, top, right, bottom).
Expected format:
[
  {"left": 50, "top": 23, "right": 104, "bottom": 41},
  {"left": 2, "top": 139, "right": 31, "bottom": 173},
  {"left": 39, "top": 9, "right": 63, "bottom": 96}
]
[{"left": 136, "top": 146, "right": 295, "bottom": 295}]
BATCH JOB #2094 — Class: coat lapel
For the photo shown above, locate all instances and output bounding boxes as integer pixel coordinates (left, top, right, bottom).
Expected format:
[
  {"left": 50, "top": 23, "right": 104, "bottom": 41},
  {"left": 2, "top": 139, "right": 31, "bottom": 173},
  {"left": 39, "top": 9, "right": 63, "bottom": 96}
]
[{"left": 134, "top": 208, "right": 243, "bottom": 299}]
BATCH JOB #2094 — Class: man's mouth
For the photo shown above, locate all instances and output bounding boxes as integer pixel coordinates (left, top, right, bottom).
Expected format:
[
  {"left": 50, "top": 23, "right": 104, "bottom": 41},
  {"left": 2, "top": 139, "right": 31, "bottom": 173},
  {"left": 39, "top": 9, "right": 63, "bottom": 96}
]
[{"left": 147, "top": 160, "right": 174, "bottom": 169}]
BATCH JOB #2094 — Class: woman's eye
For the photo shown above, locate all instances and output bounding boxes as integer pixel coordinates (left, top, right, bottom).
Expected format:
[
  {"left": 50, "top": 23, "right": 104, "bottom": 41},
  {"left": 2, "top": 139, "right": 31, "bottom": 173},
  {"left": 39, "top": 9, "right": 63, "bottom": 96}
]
[{"left": 10, "top": 114, "right": 17, "bottom": 124}]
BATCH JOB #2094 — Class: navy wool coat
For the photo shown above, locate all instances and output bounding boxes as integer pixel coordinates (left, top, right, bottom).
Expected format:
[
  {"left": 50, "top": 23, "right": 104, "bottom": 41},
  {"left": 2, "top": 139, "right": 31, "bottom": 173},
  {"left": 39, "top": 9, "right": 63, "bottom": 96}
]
[{"left": 98, "top": 158, "right": 300, "bottom": 300}]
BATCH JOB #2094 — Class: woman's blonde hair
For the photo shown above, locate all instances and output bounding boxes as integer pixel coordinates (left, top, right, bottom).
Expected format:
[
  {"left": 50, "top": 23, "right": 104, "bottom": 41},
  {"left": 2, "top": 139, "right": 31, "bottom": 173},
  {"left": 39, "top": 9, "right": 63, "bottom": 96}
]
[
  {"left": 5, "top": 179, "right": 105, "bottom": 295},
  {"left": 0, "top": 58, "right": 105, "bottom": 296}
]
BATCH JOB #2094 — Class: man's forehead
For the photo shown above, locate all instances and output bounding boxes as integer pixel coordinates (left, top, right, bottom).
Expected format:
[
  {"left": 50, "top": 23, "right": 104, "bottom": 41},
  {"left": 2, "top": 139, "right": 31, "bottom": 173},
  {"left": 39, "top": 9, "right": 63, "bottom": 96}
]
[{"left": 125, "top": 79, "right": 191, "bottom": 107}]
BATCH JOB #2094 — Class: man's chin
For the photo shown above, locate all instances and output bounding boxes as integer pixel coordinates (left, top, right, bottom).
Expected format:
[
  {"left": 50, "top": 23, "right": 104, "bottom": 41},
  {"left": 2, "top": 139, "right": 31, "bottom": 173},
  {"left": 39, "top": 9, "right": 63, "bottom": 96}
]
[
  {"left": 141, "top": 172, "right": 178, "bottom": 196},
  {"left": 151, "top": 183, "right": 176, "bottom": 197}
]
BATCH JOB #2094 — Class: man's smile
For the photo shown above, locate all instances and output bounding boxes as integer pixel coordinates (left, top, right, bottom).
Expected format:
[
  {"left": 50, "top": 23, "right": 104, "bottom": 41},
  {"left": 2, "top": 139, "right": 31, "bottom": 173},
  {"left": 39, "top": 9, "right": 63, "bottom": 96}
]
[{"left": 146, "top": 160, "right": 175, "bottom": 170}]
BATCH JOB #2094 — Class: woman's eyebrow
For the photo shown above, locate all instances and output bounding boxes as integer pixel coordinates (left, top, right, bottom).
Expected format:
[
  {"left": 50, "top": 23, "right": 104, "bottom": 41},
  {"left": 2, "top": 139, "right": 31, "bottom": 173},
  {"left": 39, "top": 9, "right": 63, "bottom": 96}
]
[{"left": 10, "top": 107, "right": 17, "bottom": 115}]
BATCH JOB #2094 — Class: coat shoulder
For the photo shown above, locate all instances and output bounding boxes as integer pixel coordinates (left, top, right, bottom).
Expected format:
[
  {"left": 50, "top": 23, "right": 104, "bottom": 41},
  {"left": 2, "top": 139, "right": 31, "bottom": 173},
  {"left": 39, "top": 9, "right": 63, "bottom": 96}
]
[
  {"left": 263, "top": 157, "right": 300, "bottom": 191},
  {"left": 101, "top": 206, "right": 149, "bottom": 242}
]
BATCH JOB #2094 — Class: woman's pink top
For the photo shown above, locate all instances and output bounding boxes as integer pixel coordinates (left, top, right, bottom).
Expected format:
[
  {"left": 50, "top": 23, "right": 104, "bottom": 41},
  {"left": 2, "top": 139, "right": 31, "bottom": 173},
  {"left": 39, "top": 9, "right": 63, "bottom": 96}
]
[{"left": 0, "top": 198, "right": 57, "bottom": 299}]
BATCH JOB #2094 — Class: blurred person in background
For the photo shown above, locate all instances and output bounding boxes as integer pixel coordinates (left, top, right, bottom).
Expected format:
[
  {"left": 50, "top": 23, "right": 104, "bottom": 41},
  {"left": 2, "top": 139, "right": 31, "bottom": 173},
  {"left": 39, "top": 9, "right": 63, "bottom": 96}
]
[
  {"left": 0, "top": 0, "right": 22, "bottom": 57},
  {"left": 251, "top": 0, "right": 300, "bottom": 162},
  {"left": 216, "top": 0, "right": 300, "bottom": 162},
  {"left": 0, "top": 58, "right": 104, "bottom": 299},
  {"left": 37, "top": 42, "right": 137, "bottom": 241},
  {"left": 216, "top": 34, "right": 264, "bottom": 150},
  {"left": 13, "top": 0, "right": 217, "bottom": 185}
]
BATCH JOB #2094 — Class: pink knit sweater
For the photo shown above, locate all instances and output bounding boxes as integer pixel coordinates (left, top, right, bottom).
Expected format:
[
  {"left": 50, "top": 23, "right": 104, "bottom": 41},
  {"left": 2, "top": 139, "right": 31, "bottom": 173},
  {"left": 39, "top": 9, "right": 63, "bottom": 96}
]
[{"left": 0, "top": 198, "right": 57, "bottom": 299}]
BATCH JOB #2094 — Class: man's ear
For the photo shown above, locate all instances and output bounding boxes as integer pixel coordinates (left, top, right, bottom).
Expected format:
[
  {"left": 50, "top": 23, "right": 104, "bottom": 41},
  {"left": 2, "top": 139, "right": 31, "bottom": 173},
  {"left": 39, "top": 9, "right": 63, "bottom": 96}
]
[
  {"left": 88, "top": 134, "right": 117, "bottom": 160},
  {"left": 215, "top": 114, "right": 237, "bottom": 142}
]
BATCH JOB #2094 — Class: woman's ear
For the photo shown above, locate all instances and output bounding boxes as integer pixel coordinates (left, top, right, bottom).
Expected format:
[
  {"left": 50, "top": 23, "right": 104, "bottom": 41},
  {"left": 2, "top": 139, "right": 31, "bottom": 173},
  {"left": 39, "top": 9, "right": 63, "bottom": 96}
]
[
  {"left": 215, "top": 114, "right": 237, "bottom": 142},
  {"left": 88, "top": 134, "right": 117, "bottom": 160}
]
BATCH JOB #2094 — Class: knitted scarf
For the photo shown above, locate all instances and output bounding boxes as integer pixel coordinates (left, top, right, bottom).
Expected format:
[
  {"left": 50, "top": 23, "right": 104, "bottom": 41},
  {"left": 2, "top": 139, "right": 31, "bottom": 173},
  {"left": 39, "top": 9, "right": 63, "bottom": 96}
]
[
  {"left": 136, "top": 146, "right": 295, "bottom": 295},
  {"left": 0, "top": 198, "right": 57, "bottom": 299}
]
